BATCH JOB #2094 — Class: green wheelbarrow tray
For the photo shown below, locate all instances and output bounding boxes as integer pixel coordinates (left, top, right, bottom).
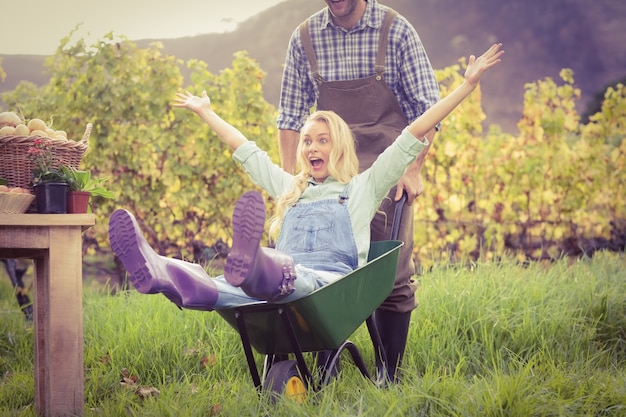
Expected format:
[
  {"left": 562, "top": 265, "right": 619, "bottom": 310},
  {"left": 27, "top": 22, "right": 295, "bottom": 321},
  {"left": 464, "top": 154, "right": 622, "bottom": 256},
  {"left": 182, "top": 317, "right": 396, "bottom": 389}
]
[
  {"left": 217, "top": 194, "right": 408, "bottom": 395},
  {"left": 216, "top": 239, "right": 403, "bottom": 355}
]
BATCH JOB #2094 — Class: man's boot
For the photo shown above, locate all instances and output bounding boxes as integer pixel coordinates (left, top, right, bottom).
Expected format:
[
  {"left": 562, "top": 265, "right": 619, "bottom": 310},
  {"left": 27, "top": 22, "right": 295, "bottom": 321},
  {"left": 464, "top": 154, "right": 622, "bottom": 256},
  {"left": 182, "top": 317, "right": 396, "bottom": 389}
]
[
  {"left": 109, "top": 209, "right": 218, "bottom": 311},
  {"left": 374, "top": 309, "right": 412, "bottom": 384},
  {"left": 224, "top": 191, "right": 296, "bottom": 301}
]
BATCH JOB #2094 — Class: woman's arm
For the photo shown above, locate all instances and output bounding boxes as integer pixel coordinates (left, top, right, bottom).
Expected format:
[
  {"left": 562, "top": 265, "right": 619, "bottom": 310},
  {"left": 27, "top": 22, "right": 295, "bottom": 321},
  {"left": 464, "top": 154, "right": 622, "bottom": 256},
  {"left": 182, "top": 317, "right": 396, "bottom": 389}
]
[
  {"left": 407, "top": 43, "right": 504, "bottom": 140},
  {"left": 172, "top": 91, "right": 247, "bottom": 151}
]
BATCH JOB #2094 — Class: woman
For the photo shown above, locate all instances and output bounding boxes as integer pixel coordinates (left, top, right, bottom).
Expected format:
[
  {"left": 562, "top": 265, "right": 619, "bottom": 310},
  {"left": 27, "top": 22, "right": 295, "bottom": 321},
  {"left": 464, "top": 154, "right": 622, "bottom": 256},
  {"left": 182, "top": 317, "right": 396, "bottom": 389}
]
[{"left": 108, "top": 43, "right": 504, "bottom": 311}]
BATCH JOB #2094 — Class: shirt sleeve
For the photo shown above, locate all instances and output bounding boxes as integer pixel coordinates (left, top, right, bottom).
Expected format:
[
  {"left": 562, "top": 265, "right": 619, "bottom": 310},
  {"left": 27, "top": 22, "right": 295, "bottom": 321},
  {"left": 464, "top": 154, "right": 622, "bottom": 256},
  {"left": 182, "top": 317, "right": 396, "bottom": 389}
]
[
  {"left": 232, "top": 141, "right": 295, "bottom": 199},
  {"left": 392, "top": 17, "right": 441, "bottom": 125},
  {"left": 277, "top": 28, "right": 317, "bottom": 132},
  {"left": 364, "top": 127, "right": 430, "bottom": 202}
]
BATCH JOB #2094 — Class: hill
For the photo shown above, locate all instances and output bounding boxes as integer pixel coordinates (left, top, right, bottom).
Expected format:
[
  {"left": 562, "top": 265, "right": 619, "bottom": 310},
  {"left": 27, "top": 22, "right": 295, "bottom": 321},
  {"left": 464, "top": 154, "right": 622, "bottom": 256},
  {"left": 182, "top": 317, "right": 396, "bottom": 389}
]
[{"left": 1, "top": 0, "right": 625, "bottom": 133}]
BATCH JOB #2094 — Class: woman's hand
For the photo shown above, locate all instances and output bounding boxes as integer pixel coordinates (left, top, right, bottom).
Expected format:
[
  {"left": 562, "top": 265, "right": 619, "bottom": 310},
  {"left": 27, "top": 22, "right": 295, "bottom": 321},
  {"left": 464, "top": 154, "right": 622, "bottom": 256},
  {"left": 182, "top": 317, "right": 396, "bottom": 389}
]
[
  {"left": 465, "top": 43, "right": 504, "bottom": 87},
  {"left": 172, "top": 90, "right": 212, "bottom": 114}
]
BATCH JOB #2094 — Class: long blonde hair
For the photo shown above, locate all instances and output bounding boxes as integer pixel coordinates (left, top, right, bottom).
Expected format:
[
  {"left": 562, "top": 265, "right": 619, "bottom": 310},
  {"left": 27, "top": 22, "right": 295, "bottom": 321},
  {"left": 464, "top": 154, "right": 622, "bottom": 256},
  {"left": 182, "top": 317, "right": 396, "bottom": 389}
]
[{"left": 268, "top": 111, "right": 359, "bottom": 239}]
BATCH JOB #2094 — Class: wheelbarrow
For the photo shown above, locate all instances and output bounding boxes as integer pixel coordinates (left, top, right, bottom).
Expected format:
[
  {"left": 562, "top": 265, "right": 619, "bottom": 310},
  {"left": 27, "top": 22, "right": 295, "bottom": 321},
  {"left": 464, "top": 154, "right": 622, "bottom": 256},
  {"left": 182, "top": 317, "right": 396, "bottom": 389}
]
[{"left": 216, "top": 195, "right": 407, "bottom": 401}]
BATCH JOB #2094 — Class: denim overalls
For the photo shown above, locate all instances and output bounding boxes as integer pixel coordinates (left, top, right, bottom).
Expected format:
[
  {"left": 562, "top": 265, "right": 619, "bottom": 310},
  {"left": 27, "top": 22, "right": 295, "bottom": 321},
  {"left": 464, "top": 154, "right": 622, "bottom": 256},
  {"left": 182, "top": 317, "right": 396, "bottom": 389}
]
[{"left": 212, "top": 187, "right": 358, "bottom": 309}]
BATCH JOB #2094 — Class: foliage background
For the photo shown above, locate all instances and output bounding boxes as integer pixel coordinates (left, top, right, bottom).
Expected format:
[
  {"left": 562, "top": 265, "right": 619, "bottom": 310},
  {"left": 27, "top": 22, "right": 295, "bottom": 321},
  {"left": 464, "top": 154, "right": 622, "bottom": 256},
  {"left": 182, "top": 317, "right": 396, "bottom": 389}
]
[
  {"left": 415, "top": 64, "right": 625, "bottom": 269},
  {"left": 2, "top": 34, "right": 279, "bottom": 262},
  {"left": 1, "top": 34, "right": 625, "bottom": 274}
]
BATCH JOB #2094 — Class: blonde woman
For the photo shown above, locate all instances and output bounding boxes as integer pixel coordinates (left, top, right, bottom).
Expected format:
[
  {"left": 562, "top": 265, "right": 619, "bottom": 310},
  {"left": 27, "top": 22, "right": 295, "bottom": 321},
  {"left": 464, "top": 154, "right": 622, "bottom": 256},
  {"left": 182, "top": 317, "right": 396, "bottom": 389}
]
[{"left": 108, "top": 44, "right": 504, "bottom": 311}]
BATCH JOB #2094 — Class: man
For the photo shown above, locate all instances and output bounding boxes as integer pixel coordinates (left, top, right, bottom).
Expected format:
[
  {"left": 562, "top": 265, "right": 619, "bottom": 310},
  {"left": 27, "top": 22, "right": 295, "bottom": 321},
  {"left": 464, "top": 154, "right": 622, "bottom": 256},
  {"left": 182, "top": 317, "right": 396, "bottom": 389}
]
[{"left": 277, "top": 0, "right": 440, "bottom": 382}]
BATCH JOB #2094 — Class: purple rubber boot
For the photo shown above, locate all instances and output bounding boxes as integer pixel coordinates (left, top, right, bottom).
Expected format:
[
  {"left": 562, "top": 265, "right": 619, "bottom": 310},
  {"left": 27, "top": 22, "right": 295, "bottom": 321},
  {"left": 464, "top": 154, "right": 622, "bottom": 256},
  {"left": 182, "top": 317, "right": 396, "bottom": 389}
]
[
  {"left": 224, "top": 191, "right": 297, "bottom": 301},
  {"left": 108, "top": 209, "right": 218, "bottom": 311}
]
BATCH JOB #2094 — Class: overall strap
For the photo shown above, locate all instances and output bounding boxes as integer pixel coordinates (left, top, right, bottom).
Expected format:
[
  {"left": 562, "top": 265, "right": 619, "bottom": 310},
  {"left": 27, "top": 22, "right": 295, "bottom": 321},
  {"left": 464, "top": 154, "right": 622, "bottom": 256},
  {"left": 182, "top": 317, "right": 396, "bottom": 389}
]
[
  {"left": 299, "top": 20, "right": 324, "bottom": 84},
  {"left": 375, "top": 8, "right": 398, "bottom": 79},
  {"left": 300, "top": 8, "right": 398, "bottom": 84}
]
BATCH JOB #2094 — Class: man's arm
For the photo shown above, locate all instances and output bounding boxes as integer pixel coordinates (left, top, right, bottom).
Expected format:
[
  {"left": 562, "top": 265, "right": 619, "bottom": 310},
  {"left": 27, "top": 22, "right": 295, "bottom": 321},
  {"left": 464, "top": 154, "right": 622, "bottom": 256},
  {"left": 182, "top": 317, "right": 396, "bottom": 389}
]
[
  {"left": 394, "top": 127, "right": 436, "bottom": 204},
  {"left": 278, "top": 128, "right": 300, "bottom": 175}
]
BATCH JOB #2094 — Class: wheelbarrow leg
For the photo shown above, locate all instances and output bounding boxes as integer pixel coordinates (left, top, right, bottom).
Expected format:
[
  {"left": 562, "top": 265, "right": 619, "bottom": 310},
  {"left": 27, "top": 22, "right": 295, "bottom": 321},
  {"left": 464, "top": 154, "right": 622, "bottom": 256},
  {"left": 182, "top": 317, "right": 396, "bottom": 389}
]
[
  {"left": 314, "top": 349, "right": 340, "bottom": 380},
  {"left": 234, "top": 311, "right": 263, "bottom": 389}
]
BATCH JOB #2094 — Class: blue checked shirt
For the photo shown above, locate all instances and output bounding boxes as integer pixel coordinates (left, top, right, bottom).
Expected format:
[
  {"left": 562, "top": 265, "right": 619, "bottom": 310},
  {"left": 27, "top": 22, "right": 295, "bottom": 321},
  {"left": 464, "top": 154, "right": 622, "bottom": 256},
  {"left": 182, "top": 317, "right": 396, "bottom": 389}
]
[{"left": 277, "top": 0, "right": 440, "bottom": 132}]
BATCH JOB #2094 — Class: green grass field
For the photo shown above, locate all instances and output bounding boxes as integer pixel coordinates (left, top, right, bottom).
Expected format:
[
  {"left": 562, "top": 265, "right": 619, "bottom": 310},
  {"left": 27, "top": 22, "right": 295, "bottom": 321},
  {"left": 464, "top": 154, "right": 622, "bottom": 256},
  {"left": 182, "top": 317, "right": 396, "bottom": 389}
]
[{"left": 1, "top": 251, "right": 625, "bottom": 416}]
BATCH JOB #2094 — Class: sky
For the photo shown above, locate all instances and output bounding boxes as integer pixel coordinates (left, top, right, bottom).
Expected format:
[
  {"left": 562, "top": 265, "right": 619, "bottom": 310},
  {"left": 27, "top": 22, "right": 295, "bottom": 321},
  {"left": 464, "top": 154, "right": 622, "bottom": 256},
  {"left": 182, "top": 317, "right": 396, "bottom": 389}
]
[{"left": 0, "top": 0, "right": 289, "bottom": 55}]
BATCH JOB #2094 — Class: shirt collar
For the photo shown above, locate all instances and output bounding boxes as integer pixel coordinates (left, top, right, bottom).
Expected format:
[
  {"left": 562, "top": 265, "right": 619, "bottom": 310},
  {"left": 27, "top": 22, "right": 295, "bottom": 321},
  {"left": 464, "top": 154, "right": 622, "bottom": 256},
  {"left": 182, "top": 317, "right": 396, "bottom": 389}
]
[
  {"left": 320, "top": 0, "right": 382, "bottom": 32},
  {"left": 307, "top": 175, "right": 335, "bottom": 186}
]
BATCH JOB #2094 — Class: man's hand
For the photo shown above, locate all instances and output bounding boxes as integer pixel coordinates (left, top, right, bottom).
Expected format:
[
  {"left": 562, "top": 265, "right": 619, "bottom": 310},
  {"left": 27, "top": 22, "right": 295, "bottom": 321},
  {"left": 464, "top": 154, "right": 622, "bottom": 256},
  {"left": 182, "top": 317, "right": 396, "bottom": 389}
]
[
  {"left": 395, "top": 161, "right": 424, "bottom": 205},
  {"left": 395, "top": 128, "right": 436, "bottom": 204}
]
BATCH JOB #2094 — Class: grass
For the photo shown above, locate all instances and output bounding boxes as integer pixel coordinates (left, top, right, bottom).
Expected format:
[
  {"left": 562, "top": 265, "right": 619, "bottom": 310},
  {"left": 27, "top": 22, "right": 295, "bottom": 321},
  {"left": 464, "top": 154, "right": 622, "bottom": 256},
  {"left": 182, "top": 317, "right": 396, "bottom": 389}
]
[{"left": 1, "top": 251, "right": 625, "bottom": 416}]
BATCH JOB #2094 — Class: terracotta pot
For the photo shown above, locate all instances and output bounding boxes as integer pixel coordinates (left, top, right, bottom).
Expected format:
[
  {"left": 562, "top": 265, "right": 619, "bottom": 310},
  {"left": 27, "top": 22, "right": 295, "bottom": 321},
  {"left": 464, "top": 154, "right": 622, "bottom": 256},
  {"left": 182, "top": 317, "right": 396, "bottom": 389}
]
[
  {"left": 67, "top": 191, "right": 91, "bottom": 214},
  {"left": 34, "top": 182, "right": 68, "bottom": 214}
]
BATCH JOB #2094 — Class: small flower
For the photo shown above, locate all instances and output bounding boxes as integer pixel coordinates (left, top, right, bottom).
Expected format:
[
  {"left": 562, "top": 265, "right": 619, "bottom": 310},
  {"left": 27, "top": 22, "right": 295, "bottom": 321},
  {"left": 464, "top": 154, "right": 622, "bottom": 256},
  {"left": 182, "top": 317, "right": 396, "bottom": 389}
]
[{"left": 26, "top": 139, "right": 67, "bottom": 185}]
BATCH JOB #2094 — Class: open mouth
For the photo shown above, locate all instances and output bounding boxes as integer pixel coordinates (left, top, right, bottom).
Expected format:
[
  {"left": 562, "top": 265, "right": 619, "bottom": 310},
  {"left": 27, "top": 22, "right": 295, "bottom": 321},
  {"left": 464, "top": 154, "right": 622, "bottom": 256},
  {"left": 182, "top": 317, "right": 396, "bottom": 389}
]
[{"left": 310, "top": 158, "right": 324, "bottom": 170}]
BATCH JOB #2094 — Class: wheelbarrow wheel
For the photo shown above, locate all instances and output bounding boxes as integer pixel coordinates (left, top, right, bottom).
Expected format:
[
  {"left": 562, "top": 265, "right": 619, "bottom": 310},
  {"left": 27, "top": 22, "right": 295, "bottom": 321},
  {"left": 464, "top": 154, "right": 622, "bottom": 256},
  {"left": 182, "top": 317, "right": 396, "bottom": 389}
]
[{"left": 264, "top": 360, "right": 307, "bottom": 403}]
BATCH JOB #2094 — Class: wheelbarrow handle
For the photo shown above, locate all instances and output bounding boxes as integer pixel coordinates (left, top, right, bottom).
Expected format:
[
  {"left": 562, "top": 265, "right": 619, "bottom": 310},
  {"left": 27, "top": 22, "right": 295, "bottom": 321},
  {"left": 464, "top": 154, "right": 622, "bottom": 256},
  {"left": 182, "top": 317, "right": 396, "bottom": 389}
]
[{"left": 390, "top": 191, "right": 408, "bottom": 241}]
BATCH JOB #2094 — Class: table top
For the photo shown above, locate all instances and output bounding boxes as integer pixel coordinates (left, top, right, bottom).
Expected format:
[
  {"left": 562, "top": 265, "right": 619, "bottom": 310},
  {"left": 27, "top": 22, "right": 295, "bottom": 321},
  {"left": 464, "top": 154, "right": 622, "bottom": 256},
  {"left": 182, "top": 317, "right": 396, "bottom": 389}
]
[{"left": 0, "top": 213, "right": 95, "bottom": 227}]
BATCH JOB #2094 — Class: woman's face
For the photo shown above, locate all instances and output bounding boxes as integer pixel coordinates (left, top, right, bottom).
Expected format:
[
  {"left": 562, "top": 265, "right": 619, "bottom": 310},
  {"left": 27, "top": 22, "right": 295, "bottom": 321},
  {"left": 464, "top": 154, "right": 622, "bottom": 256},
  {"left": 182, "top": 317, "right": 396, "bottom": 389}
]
[{"left": 300, "top": 119, "right": 333, "bottom": 183}]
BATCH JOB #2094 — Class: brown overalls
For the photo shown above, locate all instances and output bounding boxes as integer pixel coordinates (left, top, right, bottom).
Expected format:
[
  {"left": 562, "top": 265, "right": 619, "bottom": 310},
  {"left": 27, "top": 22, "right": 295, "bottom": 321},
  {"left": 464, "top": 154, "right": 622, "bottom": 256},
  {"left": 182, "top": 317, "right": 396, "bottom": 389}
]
[{"left": 299, "top": 9, "right": 418, "bottom": 313}]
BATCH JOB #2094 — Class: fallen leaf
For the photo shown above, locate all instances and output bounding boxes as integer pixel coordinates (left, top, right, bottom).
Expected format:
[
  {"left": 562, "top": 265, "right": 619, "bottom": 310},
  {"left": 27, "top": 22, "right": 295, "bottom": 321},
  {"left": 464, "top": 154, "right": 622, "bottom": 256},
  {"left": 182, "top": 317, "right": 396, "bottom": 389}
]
[
  {"left": 135, "top": 386, "right": 160, "bottom": 399},
  {"left": 200, "top": 353, "right": 217, "bottom": 368},
  {"left": 209, "top": 403, "right": 221, "bottom": 415}
]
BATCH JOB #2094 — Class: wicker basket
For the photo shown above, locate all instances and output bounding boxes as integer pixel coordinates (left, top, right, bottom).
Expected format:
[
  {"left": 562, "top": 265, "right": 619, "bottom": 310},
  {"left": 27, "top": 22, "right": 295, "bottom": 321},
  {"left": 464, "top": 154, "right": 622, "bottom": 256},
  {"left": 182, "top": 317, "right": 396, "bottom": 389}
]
[
  {"left": 0, "top": 191, "right": 35, "bottom": 214},
  {"left": 0, "top": 123, "right": 91, "bottom": 189}
]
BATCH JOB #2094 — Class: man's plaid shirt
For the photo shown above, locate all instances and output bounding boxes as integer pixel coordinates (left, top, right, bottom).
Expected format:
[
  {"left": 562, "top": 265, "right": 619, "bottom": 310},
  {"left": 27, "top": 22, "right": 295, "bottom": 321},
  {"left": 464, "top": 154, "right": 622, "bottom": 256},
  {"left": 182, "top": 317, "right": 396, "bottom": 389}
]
[{"left": 277, "top": 0, "right": 441, "bottom": 132}]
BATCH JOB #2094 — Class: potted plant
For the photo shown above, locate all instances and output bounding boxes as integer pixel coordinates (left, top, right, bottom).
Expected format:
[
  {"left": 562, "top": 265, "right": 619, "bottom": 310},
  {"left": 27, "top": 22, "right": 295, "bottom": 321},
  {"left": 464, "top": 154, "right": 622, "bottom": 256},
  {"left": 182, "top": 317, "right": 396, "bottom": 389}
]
[
  {"left": 61, "top": 166, "right": 114, "bottom": 213},
  {"left": 27, "top": 138, "right": 70, "bottom": 213}
]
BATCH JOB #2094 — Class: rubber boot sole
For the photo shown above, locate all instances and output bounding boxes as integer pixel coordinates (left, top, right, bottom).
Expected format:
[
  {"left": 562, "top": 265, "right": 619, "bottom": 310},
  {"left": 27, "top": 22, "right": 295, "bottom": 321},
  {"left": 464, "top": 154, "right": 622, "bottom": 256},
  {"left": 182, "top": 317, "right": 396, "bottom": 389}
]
[
  {"left": 225, "top": 191, "right": 266, "bottom": 286},
  {"left": 109, "top": 209, "right": 157, "bottom": 295}
]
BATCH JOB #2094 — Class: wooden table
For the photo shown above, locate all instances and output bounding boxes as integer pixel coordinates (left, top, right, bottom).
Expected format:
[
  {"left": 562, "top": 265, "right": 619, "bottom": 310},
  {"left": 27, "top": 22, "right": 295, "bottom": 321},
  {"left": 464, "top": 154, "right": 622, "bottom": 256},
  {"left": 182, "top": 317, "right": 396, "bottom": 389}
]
[{"left": 0, "top": 214, "right": 95, "bottom": 417}]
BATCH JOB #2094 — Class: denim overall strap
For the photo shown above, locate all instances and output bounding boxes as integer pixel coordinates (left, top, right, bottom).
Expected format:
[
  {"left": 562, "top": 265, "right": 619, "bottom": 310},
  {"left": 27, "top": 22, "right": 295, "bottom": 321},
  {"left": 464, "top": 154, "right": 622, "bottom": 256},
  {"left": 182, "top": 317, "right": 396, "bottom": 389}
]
[{"left": 276, "top": 186, "right": 358, "bottom": 274}]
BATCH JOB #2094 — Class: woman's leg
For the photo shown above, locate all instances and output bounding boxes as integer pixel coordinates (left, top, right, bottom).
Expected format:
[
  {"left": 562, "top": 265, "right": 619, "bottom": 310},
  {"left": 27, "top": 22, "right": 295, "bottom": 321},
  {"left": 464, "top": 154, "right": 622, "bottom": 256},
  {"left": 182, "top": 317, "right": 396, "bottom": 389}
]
[
  {"left": 225, "top": 191, "right": 297, "bottom": 301},
  {"left": 108, "top": 192, "right": 333, "bottom": 310},
  {"left": 109, "top": 209, "right": 219, "bottom": 311}
]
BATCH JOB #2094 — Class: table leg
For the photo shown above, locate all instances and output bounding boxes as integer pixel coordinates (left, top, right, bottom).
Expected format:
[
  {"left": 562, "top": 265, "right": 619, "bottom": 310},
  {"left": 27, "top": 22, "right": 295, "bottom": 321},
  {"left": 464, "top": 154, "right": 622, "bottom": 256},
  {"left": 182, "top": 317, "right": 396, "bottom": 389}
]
[
  {"left": 33, "top": 227, "right": 84, "bottom": 416},
  {"left": 33, "top": 257, "right": 47, "bottom": 415}
]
